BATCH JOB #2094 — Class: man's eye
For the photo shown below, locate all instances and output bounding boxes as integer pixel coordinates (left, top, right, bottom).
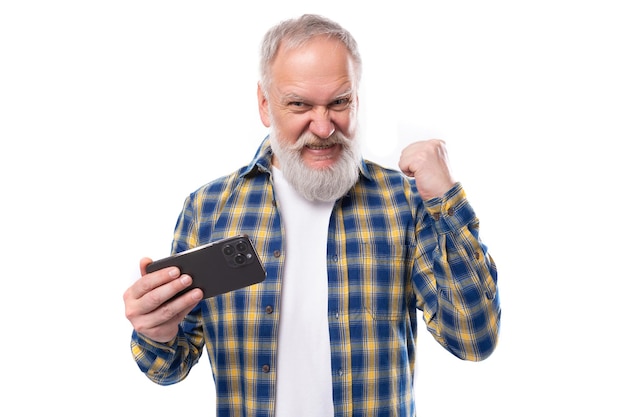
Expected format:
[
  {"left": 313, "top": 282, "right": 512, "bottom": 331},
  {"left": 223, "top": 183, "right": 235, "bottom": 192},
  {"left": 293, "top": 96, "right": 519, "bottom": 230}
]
[
  {"left": 331, "top": 98, "right": 350, "bottom": 108},
  {"left": 288, "top": 101, "right": 305, "bottom": 107}
]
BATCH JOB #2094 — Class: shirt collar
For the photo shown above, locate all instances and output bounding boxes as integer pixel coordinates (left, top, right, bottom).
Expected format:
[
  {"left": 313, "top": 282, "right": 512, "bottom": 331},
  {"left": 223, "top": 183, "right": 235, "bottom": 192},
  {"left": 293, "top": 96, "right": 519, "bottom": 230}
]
[{"left": 240, "top": 135, "right": 374, "bottom": 181}]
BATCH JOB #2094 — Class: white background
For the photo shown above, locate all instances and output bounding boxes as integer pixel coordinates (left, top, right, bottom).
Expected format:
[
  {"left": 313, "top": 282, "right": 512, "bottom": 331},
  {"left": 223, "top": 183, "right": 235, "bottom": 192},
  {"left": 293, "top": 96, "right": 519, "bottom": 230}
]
[{"left": 1, "top": 1, "right": 624, "bottom": 416}]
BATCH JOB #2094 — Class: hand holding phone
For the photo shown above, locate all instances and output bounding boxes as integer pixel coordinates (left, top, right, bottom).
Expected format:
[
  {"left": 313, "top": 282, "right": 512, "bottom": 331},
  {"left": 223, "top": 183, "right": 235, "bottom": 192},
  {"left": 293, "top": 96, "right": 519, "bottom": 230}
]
[{"left": 145, "top": 235, "right": 266, "bottom": 300}]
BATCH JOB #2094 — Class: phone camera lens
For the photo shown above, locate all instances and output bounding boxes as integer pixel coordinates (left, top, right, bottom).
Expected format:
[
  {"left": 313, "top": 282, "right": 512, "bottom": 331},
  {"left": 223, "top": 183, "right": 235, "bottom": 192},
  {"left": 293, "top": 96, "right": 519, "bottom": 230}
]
[
  {"left": 223, "top": 244, "right": 235, "bottom": 256},
  {"left": 234, "top": 253, "right": 246, "bottom": 265},
  {"left": 236, "top": 241, "right": 248, "bottom": 252}
]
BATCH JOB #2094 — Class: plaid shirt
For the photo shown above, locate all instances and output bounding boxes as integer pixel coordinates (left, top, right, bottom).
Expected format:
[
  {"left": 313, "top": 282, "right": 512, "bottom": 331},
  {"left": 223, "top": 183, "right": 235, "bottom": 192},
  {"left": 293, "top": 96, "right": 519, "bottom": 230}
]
[{"left": 131, "top": 137, "right": 501, "bottom": 417}]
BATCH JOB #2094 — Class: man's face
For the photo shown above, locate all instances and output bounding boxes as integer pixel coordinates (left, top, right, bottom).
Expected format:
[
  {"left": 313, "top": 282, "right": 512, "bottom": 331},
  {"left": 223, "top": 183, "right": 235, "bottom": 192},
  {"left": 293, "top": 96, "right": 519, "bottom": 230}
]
[{"left": 257, "top": 36, "right": 359, "bottom": 170}]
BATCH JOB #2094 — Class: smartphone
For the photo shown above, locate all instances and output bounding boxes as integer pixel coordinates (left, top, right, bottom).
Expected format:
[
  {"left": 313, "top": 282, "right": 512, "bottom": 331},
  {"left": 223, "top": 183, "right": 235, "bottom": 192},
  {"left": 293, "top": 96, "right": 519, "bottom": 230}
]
[{"left": 145, "top": 234, "right": 266, "bottom": 300}]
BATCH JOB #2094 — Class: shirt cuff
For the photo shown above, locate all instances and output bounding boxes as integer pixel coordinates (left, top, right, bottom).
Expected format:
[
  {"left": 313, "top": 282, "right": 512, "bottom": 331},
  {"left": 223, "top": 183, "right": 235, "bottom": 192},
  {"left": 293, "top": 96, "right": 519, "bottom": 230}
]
[
  {"left": 133, "top": 329, "right": 178, "bottom": 353},
  {"left": 424, "top": 182, "right": 477, "bottom": 234}
]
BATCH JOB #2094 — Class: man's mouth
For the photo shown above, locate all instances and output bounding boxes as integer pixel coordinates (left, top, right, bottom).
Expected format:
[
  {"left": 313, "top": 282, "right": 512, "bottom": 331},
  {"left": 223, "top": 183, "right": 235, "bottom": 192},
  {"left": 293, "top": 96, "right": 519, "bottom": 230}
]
[{"left": 306, "top": 143, "right": 337, "bottom": 150}]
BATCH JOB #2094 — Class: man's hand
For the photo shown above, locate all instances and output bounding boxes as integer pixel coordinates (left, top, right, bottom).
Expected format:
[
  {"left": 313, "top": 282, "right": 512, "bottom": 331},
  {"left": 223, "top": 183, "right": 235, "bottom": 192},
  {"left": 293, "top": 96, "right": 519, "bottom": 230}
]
[
  {"left": 398, "top": 139, "right": 456, "bottom": 201},
  {"left": 123, "top": 257, "right": 203, "bottom": 343}
]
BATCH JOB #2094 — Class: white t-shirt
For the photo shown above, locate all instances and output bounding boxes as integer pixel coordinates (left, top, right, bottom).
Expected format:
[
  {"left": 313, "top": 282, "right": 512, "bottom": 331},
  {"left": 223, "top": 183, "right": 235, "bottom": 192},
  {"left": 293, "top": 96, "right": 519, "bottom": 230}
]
[{"left": 272, "top": 167, "right": 335, "bottom": 417}]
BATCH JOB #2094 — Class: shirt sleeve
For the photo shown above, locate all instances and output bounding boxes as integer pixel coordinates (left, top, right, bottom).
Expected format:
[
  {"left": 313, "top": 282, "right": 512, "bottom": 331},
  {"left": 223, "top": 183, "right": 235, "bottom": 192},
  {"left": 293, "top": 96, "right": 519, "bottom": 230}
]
[
  {"left": 130, "top": 299, "right": 206, "bottom": 385},
  {"left": 413, "top": 182, "right": 501, "bottom": 361},
  {"left": 130, "top": 193, "right": 207, "bottom": 385}
]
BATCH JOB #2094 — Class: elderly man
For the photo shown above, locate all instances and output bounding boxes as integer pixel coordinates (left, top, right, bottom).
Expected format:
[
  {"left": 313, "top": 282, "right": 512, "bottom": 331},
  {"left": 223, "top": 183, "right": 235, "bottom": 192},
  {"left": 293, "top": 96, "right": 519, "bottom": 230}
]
[{"left": 124, "top": 13, "right": 501, "bottom": 417}]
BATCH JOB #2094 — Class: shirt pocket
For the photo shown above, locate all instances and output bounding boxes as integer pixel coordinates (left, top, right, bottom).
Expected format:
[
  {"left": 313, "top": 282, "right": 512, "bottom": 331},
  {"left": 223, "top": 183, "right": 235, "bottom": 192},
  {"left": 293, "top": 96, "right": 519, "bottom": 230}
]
[{"left": 358, "top": 242, "right": 413, "bottom": 321}]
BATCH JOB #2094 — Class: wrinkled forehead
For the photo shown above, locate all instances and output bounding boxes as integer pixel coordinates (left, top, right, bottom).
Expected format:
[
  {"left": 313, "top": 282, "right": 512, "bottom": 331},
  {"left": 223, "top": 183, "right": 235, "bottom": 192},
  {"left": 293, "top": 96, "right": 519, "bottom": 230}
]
[
  {"left": 270, "top": 36, "right": 357, "bottom": 82},
  {"left": 262, "top": 32, "right": 362, "bottom": 92}
]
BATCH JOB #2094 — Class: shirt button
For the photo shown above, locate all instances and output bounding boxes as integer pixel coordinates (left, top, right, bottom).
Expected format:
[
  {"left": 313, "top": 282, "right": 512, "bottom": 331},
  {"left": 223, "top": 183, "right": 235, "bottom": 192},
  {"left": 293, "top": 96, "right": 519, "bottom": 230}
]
[
  {"left": 262, "top": 364, "right": 270, "bottom": 373},
  {"left": 447, "top": 207, "right": 455, "bottom": 216},
  {"left": 265, "top": 305, "right": 274, "bottom": 314},
  {"left": 335, "top": 311, "right": 340, "bottom": 320},
  {"left": 273, "top": 250, "right": 281, "bottom": 258},
  {"left": 332, "top": 255, "right": 338, "bottom": 262},
  {"left": 337, "top": 368, "right": 344, "bottom": 376},
  {"left": 433, "top": 213, "right": 441, "bottom": 221},
  {"left": 474, "top": 251, "right": 480, "bottom": 260}
]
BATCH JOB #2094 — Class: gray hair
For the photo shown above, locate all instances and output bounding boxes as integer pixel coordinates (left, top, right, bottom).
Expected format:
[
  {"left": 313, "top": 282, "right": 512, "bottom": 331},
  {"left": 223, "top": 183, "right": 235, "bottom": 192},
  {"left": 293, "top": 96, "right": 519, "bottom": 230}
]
[{"left": 259, "top": 14, "right": 362, "bottom": 94}]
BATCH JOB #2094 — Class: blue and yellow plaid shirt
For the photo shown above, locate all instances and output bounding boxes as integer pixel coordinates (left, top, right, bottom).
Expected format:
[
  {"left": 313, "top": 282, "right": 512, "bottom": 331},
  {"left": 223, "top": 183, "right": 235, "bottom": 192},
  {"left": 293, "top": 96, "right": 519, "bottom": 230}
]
[{"left": 131, "top": 137, "right": 501, "bottom": 416}]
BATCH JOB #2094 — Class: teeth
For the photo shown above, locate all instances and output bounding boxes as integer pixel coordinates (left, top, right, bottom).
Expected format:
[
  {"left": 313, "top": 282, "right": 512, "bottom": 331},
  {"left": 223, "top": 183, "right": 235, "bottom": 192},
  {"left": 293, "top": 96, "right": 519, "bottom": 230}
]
[{"left": 307, "top": 144, "right": 334, "bottom": 150}]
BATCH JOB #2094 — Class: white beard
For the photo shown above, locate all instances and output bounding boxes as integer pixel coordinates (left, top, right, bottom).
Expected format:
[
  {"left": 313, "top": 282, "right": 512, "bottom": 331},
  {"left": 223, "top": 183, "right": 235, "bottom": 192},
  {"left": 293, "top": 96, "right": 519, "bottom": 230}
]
[{"left": 269, "top": 127, "right": 361, "bottom": 202}]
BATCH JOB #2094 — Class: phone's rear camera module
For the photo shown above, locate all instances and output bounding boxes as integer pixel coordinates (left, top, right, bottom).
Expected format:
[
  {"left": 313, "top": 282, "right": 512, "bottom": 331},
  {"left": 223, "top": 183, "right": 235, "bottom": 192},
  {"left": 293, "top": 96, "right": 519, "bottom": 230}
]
[{"left": 236, "top": 241, "right": 248, "bottom": 252}]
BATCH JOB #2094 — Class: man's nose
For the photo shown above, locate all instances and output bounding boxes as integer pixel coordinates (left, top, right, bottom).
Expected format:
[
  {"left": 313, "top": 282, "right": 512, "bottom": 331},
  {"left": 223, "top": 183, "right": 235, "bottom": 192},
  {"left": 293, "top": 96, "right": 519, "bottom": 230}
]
[{"left": 309, "top": 107, "right": 335, "bottom": 139}]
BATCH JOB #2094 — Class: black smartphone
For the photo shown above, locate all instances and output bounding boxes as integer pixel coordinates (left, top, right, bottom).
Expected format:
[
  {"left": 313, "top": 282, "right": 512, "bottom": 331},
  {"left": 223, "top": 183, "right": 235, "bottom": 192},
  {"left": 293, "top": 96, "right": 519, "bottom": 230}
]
[{"left": 145, "top": 234, "right": 266, "bottom": 300}]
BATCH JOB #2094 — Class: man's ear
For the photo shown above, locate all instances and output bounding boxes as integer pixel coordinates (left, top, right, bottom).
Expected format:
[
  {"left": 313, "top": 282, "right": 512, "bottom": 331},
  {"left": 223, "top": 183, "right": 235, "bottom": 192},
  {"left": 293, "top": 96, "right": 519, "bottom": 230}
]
[{"left": 257, "top": 83, "right": 271, "bottom": 127}]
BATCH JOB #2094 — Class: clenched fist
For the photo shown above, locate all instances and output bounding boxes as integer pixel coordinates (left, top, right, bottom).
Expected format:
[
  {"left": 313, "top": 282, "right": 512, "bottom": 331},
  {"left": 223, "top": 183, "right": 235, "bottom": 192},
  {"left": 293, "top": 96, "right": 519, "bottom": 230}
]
[{"left": 398, "top": 139, "right": 455, "bottom": 201}]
